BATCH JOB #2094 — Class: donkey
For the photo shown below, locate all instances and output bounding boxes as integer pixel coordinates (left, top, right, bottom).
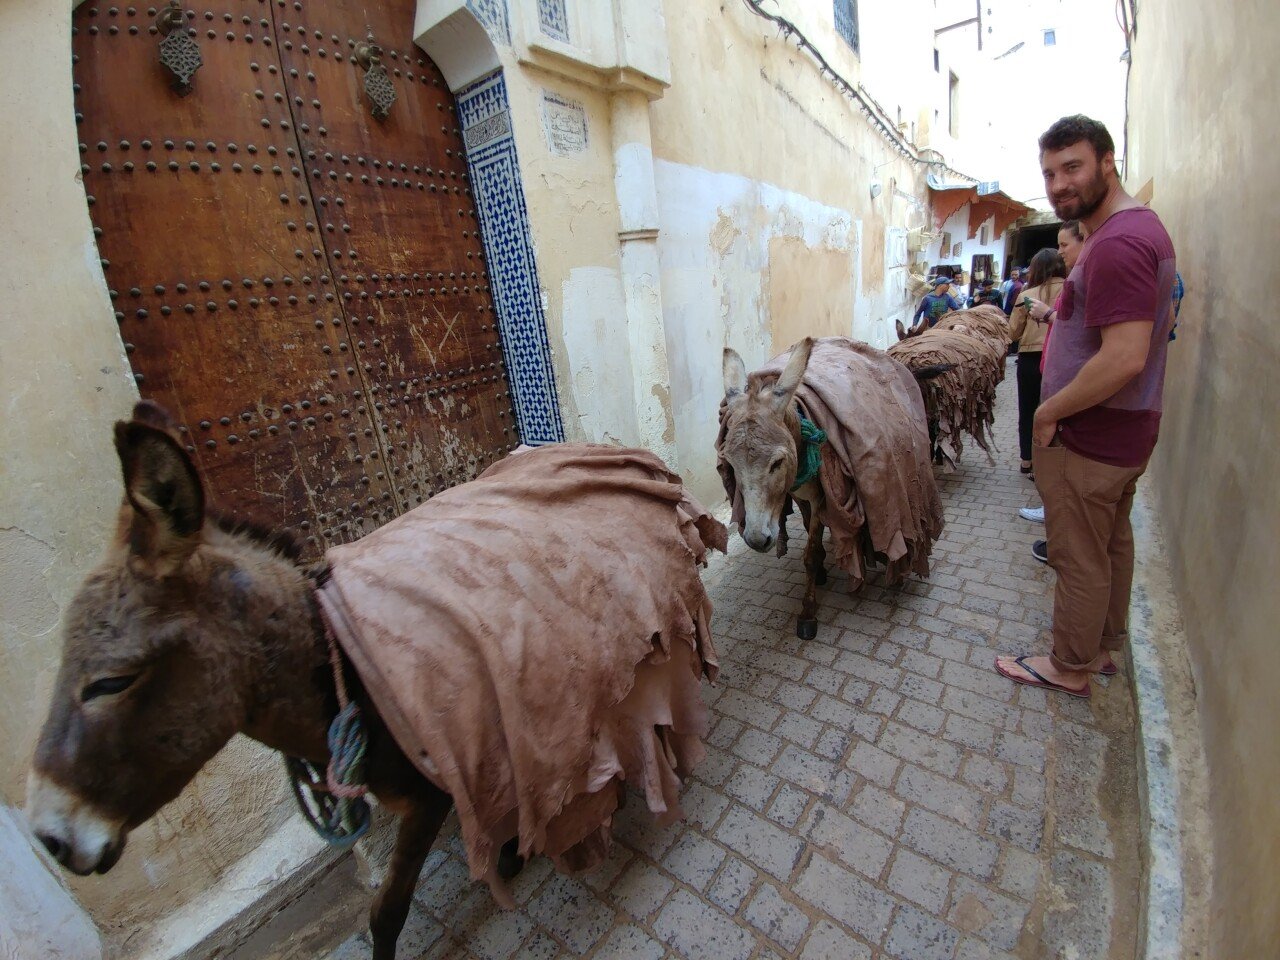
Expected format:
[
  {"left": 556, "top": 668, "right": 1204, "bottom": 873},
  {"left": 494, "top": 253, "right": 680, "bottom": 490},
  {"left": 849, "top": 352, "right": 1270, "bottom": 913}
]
[
  {"left": 24, "top": 402, "right": 520, "bottom": 960},
  {"left": 720, "top": 339, "right": 829, "bottom": 639},
  {"left": 720, "top": 339, "right": 947, "bottom": 639}
]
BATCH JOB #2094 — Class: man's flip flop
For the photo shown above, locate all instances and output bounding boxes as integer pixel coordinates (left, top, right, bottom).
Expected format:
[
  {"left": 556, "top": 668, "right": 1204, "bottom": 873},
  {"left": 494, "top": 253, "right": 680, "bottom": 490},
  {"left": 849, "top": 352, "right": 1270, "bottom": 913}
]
[
  {"left": 995, "top": 655, "right": 1091, "bottom": 699},
  {"left": 1099, "top": 660, "right": 1118, "bottom": 677}
]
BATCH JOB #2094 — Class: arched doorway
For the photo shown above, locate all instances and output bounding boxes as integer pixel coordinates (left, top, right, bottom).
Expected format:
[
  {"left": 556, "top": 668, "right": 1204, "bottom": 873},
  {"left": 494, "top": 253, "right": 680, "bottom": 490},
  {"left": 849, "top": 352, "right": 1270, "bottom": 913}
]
[{"left": 72, "top": 0, "right": 531, "bottom": 555}]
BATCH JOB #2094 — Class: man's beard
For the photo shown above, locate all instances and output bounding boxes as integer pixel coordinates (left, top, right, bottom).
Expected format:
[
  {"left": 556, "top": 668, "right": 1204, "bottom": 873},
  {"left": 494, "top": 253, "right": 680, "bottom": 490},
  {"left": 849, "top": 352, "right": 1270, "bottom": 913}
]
[{"left": 1051, "top": 169, "right": 1108, "bottom": 220}]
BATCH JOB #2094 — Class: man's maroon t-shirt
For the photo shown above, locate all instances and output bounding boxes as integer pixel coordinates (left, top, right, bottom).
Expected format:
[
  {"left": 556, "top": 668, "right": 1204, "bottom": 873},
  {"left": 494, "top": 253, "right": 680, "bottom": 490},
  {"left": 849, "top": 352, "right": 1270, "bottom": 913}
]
[{"left": 1042, "top": 207, "right": 1176, "bottom": 467}]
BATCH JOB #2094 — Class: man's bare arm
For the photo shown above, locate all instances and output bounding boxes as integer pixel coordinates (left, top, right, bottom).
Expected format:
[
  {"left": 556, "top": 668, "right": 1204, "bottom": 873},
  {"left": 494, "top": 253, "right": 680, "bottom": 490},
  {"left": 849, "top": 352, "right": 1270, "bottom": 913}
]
[{"left": 1038, "top": 319, "right": 1154, "bottom": 424}]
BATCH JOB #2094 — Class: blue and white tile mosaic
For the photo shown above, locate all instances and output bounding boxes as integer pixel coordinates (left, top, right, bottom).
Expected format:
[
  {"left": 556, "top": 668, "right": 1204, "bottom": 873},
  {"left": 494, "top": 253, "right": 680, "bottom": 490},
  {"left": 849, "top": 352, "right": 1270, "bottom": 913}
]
[
  {"left": 465, "top": 0, "right": 510, "bottom": 46},
  {"left": 537, "top": 0, "right": 570, "bottom": 43},
  {"left": 457, "top": 72, "right": 565, "bottom": 444}
]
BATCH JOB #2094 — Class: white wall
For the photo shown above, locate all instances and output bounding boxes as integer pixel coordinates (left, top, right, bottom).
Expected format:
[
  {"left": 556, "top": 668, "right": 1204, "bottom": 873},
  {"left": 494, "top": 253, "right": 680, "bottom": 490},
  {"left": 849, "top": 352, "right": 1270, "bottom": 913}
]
[{"left": 923, "top": 205, "right": 1009, "bottom": 294}]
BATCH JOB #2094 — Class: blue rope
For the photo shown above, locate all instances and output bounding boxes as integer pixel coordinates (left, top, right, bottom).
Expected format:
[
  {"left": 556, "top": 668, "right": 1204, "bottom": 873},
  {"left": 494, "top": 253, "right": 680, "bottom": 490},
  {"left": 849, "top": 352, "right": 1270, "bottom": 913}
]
[{"left": 791, "top": 415, "right": 827, "bottom": 491}]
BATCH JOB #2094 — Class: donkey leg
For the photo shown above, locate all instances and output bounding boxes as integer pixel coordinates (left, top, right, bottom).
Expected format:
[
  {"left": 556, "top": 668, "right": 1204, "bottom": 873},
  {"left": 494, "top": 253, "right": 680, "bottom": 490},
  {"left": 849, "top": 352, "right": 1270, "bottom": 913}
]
[
  {"left": 369, "top": 790, "right": 452, "bottom": 960},
  {"left": 796, "top": 500, "right": 826, "bottom": 585},
  {"left": 797, "top": 516, "right": 825, "bottom": 640}
]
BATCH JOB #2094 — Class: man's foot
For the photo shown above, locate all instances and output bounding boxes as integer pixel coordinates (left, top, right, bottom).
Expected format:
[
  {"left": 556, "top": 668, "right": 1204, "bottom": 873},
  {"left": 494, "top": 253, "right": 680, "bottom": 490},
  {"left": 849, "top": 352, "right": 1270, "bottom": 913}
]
[
  {"left": 1019, "top": 461, "right": 1033, "bottom": 474},
  {"left": 1031, "top": 540, "right": 1048, "bottom": 563},
  {"left": 1099, "top": 654, "right": 1118, "bottom": 676},
  {"left": 995, "top": 655, "right": 1091, "bottom": 698},
  {"left": 1019, "top": 506, "right": 1045, "bottom": 523}
]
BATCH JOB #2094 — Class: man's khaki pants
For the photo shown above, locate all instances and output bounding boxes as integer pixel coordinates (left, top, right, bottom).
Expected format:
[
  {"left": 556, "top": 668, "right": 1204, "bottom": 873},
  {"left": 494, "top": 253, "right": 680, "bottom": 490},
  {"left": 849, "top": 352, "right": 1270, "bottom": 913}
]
[{"left": 1033, "top": 439, "right": 1147, "bottom": 673}]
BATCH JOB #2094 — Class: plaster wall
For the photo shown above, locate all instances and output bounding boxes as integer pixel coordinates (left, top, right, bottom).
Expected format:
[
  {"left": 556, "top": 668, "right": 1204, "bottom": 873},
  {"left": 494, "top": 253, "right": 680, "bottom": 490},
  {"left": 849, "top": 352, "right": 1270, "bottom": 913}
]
[
  {"left": 1124, "top": 0, "right": 1280, "bottom": 953},
  {"left": 645, "top": 0, "right": 931, "bottom": 504}
]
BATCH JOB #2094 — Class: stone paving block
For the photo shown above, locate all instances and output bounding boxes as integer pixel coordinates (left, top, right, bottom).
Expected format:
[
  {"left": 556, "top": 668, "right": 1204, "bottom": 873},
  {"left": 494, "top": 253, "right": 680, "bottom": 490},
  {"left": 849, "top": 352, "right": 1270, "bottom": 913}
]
[
  {"left": 652, "top": 890, "right": 755, "bottom": 960},
  {"left": 997, "top": 845, "right": 1042, "bottom": 901},
  {"left": 732, "top": 727, "right": 783, "bottom": 766},
  {"left": 848, "top": 740, "right": 900, "bottom": 788},
  {"left": 662, "top": 831, "right": 727, "bottom": 892},
  {"left": 725, "top": 763, "right": 779, "bottom": 811},
  {"left": 810, "top": 693, "right": 862, "bottom": 729},
  {"left": 987, "top": 801, "right": 1045, "bottom": 852},
  {"left": 804, "top": 802, "right": 894, "bottom": 880},
  {"left": 899, "top": 650, "right": 944, "bottom": 679},
  {"left": 714, "top": 689, "right": 782, "bottom": 729},
  {"left": 878, "top": 720, "right": 963, "bottom": 777},
  {"left": 713, "top": 804, "right": 804, "bottom": 882},
  {"left": 678, "top": 781, "right": 730, "bottom": 833},
  {"left": 848, "top": 782, "right": 907, "bottom": 837},
  {"left": 767, "top": 783, "right": 811, "bottom": 829},
  {"left": 593, "top": 924, "right": 664, "bottom": 960},
  {"left": 840, "top": 677, "right": 874, "bottom": 706},
  {"left": 773, "top": 711, "right": 822, "bottom": 748},
  {"left": 945, "top": 712, "right": 997, "bottom": 751},
  {"left": 949, "top": 877, "right": 1032, "bottom": 951},
  {"left": 888, "top": 624, "right": 931, "bottom": 650},
  {"left": 899, "top": 672, "right": 945, "bottom": 703},
  {"left": 884, "top": 903, "right": 962, "bottom": 960},
  {"left": 460, "top": 906, "right": 536, "bottom": 960},
  {"left": 955, "top": 936, "right": 1019, "bottom": 960},
  {"left": 896, "top": 698, "right": 948, "bottom": 735},
  {"left": 942, "top": 659, "right": 1016, "bottom": 701},
  {"left": 1055, "top": 804, "right": 1115, "bottom": 859},
  {"left": 526, "top": 874, "right": 614, "bottom": 954},
  {"left": 805, "top": 664, "right": 846, "bottom": 695},
  {"left": 901, "top": 808, "right": 1000, "bottom": 879},
  {"left": 960, "top": 754, "right": 1009, "bottom": 794},
  {"left": 743, "top": 882, "right": 812, "bottom": 951},
  {"left": 995, "top": 730, "right": 1046, "bottom": 771},
  {"left": 708, "top": 717, "right": 744, "bottom": 749},
  {"left": 1010, "top": 765, "right": 1046, "bottom": 809},
  {"left": 833, "top": 650, "right": 903, "bottom": 689},
  {"left": 943, "top": 686, "right": 1021, "bottom": 730},
  {"left": 413, "top": 854, "right": 473, "bottom": 917},
  {"left": 707, "top": 855, "right": 757, "bottom": 914},
  {"left": 887, "top": 848, "right": 953, "bottom": 914},
  {"left": 794, "top": 853, "right": 897, "bottom": 945},
  {"left": 873, "top": 640, "right": 903, "bottom": 663},
  {"left": 896, "top": 763, "right": 985, "bottom": 829},
  {"left": 799, "top": 641, "right": 840, "bottom": 666},
  {"left": 814, "top": 726, "right": 853, "bottom": 761},
  {"left": 866, "top": 687, "right": 903, "bottom": 716},
  {"left": 772, "top": 680, "right": 818, "bottom": 712},
  {"left": 609, "top": 861, "right": 676, "bottom": 921},
  {"left": 798, "top": 920, "right": 873, "bottom": 960}
]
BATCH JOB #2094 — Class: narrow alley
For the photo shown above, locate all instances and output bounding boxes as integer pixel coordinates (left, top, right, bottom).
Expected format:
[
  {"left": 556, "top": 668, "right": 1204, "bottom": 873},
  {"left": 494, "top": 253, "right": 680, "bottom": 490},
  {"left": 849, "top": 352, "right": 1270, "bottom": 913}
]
[{"left": 305, "top": 365, "right": 1142, "bottom": 960}]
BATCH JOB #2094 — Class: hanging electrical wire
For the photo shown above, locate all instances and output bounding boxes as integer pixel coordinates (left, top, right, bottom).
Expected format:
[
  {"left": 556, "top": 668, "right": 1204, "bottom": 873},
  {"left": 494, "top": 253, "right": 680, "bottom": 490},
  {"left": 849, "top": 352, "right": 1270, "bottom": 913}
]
[{"left": 738, "top": 0, "right": 949, "bottom": 168}]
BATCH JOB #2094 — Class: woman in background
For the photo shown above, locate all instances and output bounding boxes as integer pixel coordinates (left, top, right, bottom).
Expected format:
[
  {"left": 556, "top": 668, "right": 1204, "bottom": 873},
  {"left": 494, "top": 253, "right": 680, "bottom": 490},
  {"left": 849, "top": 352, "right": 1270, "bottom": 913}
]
[{"left": 1009, "top": 248, "right": 1068, "bottom": 475}]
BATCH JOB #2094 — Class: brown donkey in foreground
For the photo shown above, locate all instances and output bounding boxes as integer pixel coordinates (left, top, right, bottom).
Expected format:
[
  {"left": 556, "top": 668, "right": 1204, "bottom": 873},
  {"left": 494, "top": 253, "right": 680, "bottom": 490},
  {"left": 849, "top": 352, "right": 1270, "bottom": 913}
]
[{"left": 24, "top": 403, "right": 515, "bottom": 960}]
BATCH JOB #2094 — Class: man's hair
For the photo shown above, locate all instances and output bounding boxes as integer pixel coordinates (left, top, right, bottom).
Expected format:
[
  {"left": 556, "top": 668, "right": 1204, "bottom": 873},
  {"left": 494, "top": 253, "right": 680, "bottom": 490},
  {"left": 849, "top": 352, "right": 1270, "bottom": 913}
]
[{"left": 1038, "top": 115, "right": 1115, "bottom": 159}]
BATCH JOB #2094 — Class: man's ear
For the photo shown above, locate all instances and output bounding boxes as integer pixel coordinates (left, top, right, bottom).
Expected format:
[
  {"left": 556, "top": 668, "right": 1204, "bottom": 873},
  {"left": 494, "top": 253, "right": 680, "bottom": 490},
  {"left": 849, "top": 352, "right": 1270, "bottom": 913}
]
[
  {"left": 772, "top": 337, "right": 813, "bottom": 408},
  {"left": 114, "top": 416, "right": 205, "bottom": 577},
  {"left": 723, "top": 348, "right": 748, "bottom": 402}
]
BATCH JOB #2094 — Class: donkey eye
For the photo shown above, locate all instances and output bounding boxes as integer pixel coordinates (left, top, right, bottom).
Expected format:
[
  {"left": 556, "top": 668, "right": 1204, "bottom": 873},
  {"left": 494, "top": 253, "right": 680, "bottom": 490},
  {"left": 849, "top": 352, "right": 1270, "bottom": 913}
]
[
  {"left": 768, "top": 458, "right": 785, "bottom": 473},
  {"left": 82, "top": 675, "right": 138, "bottom": 702}
]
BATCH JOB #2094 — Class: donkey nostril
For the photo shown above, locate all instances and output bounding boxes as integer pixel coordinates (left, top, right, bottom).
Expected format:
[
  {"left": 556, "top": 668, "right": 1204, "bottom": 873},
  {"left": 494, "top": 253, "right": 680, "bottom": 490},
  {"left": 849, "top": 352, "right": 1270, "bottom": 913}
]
[
  {"left": 762, "top": 535, "right": 774, "bottom": 550},
  {"left": 38, "top": 832, "right": 68, "bottom": 863}
]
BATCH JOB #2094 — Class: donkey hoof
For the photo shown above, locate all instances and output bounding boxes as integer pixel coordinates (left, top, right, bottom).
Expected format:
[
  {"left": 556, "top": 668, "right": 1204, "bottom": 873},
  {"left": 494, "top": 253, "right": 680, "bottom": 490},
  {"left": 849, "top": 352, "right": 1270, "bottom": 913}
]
[
  {"left": 497, "top": 838, "right": 525, "bottom": 880},
  {"left": 796, "top": 619, "right": 818, "bottom": 640},
  {"left": 814, "top": 568, "right": 828, "bottom": 586}
]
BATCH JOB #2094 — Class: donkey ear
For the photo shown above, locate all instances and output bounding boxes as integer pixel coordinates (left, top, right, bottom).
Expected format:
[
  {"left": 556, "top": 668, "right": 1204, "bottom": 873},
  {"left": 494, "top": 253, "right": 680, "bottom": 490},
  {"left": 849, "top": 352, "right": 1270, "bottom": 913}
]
[
  {"left": 114, "top": 419, "right": 205, "bottom": 575},
  {"left": 895, "top": 319, "right": 908, "bottom": 341},
  {"left": 129, "top": 399, "right": 183, "bottom": 440},
  {"left": 772, "top": 337, "right": 813, "bottom": 407},
  {"left": 723, "top": 348, "right": 748, "bottom": 401}
]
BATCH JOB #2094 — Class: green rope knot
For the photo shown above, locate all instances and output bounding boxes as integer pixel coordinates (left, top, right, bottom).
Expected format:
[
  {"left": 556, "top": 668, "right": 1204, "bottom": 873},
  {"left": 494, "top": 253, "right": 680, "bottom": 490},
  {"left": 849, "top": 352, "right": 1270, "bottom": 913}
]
[
  {"left": 286, "top": 702, "right": 371, "bottom": 850},
  {"left": 792, "top": 414, "right": 827, "bottom": 491}
]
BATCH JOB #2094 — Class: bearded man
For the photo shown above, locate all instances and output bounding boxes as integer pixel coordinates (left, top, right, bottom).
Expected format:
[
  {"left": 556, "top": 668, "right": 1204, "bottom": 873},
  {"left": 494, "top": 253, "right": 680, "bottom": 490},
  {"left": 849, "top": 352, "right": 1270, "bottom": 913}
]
[{"left": 996, "top": 115, "right": 1177, "bottom": 698}]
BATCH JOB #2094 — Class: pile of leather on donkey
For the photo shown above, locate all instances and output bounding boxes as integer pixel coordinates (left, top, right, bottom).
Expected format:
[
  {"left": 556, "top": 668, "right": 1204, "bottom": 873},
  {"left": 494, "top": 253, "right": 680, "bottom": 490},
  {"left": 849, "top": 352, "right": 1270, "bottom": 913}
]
[
  {"left": 717, "top": 336, "right": 944, "bottom": 638},
  {"left": 25, "top": 400, "right": 727, "bottom": 960},
  {"left": 890, "top": 303, "right": 1012, "bottom": 469}
]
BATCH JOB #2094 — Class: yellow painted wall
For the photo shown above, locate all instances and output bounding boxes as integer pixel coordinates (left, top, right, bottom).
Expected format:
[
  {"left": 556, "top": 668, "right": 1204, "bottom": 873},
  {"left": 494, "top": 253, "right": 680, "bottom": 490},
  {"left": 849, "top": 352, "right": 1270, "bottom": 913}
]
[{"left": 1125, "top": 0, "right": 1280, "bottom": 953}]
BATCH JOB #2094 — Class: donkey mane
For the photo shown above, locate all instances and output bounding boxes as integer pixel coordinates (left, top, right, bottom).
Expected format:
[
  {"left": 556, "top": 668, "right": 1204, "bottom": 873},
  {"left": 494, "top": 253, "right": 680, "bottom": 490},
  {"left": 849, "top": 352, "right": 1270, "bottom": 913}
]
[{"left": 209, "top": 512, "right": 305, "bottom": 563}]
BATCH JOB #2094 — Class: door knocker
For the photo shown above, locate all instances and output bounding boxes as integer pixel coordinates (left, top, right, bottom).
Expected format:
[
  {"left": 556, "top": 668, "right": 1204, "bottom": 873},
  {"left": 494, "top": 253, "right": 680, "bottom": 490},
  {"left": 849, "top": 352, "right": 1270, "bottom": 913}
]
[
  {"left": 355, "top": 34, "right": 397, "bottom": 120},
  {"left": 155, "top": 1, "right": 202, "bottom": 95}
]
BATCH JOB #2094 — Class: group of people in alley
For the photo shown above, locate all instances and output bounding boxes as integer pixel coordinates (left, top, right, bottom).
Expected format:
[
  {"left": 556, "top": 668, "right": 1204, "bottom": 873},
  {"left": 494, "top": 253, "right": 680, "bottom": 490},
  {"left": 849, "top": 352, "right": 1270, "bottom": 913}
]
[{"left": 915, "top": 115, "right": 1176, "bottom": 699}]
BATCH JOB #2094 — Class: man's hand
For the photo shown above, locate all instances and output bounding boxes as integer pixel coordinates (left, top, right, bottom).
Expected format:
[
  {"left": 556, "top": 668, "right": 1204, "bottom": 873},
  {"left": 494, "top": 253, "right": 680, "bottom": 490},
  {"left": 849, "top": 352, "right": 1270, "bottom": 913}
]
[{"left": 1032, "top": 406, "right": 1058, "bottom": 447}]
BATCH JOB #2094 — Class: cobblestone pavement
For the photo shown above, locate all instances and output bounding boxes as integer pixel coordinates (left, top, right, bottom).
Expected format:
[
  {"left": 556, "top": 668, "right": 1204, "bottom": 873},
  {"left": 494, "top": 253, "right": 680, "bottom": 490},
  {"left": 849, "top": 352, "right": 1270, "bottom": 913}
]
[{"left": 326, "top": 364, "right": 1142, "bottom": 960}]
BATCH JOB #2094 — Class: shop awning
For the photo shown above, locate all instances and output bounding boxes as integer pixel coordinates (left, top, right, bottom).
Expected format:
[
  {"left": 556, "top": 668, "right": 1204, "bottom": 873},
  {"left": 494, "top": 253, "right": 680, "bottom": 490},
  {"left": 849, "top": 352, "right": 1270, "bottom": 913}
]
[{"left": 927, "top": 175, "right": 1032, "bottom": 235}]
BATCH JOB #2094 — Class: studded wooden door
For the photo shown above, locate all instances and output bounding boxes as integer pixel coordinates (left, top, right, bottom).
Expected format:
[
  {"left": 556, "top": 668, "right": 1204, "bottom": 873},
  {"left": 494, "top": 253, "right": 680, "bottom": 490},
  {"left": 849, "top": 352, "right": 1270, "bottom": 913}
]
[{"left": 72, "top": 0, "right": 517, "bottom": 557}]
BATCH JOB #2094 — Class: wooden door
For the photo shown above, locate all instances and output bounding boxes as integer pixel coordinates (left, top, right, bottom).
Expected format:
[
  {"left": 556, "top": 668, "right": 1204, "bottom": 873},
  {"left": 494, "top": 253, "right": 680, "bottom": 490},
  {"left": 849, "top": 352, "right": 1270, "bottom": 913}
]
[{"left": 72, "top": 0, "right": 517, "bottom": 557}]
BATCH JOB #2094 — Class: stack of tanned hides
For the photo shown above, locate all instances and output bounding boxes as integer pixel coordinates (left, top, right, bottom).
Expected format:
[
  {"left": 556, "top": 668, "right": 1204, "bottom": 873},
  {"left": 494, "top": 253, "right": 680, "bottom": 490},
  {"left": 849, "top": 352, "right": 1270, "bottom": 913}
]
[
  {"left": 315, "top": 444, "right": 726, "bottom": 903},
  {"left": 718, "top": 337, "right": 944, "bottom": 590},
  {"left": 889, "top": 305, "right": 1011, "bottom": 469}
]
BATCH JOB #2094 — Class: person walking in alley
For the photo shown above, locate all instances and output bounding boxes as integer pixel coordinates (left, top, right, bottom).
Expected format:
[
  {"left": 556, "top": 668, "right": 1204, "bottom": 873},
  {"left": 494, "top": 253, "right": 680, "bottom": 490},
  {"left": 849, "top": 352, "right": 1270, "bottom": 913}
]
[
  {"left": 996, "top": 115, "right": 1176, "bottom": 698},
  {"left": 1002, "top": 266, "right": 1027, "bottom": 316},
  {"left": 1008, "top": 247, "right": 1067, "bottom": 476},
  {"left": 913, "top": 276, "right": 962, "bottom": 328}
]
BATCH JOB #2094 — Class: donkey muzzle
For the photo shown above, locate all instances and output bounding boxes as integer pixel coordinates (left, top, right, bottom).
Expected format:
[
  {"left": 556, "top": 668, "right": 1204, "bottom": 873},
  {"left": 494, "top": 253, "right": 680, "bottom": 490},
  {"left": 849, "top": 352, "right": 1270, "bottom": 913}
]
[{"left": 25, "top": 773, "right": 127, "bottom": 875}]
